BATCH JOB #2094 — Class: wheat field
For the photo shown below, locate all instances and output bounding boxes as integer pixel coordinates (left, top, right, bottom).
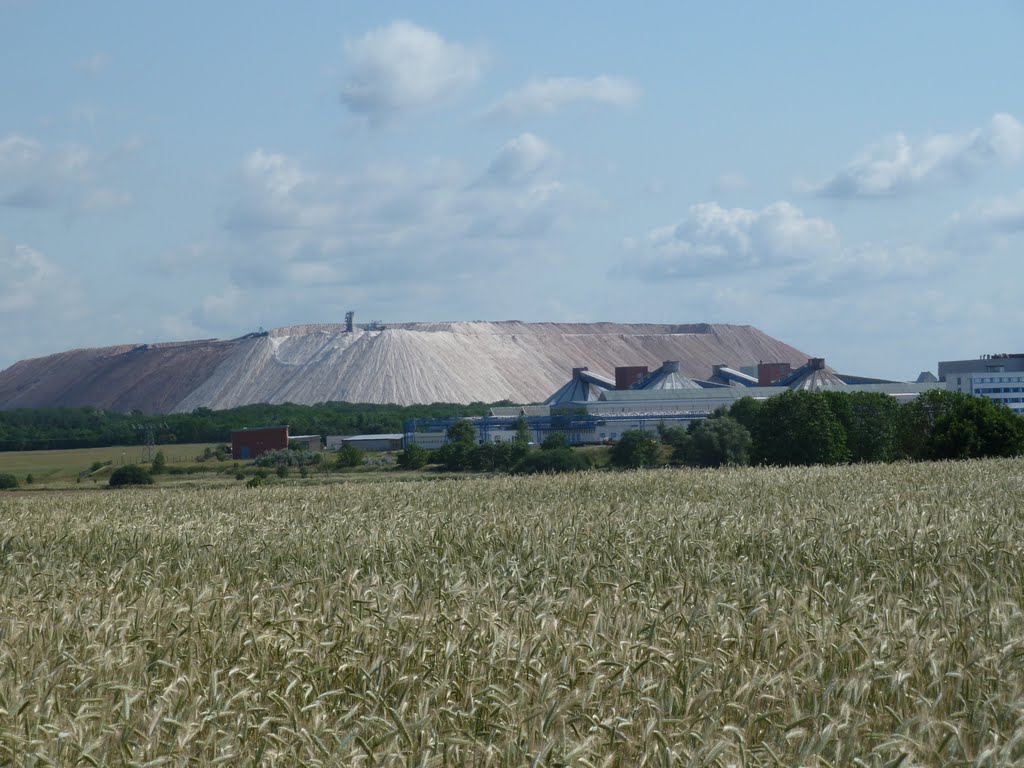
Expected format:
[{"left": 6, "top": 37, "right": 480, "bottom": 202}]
[{"left": 2, "top": 460, "right": 1024, "bottom": 766}]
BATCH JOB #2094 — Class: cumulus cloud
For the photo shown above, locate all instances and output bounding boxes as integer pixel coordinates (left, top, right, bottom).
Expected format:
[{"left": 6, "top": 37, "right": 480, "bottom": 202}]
[
  {"left": 221, "top": 136, "right": 577, "bottom": 296},
  {"left": 481, "top": 76, "right": 639, "bottom": 120},
  {"left": 0, "top": 240, "right": 60, "bottom": 313},
  {"left": 0, "top": 134, "right": 133, "bottom": 213},
  {"left": 946, "top": 189, "right": 1024, "bottom": 253},
  {"left": 951, "top": 189, "right": 1024, "bottom": 234},
  {"left": 622, "top": 200, "right": 950, "bottom": 298},
  {"left": 626, "top": 201, "right": 840, "bottom": 279},
  {"left": 340, "top": 20, "right": 483, "bottom": 124},
  {"left": 814, "top": 113, "right": 1024, "bottom": 198},
  {"left": 479, "top": 133, "right": 555, "bottom": 186}
]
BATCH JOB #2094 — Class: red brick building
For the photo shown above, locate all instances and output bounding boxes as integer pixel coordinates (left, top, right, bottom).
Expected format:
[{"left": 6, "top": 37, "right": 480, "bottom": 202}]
[{"left": 231, "top": 425, "right": 289, "bottom": 460}]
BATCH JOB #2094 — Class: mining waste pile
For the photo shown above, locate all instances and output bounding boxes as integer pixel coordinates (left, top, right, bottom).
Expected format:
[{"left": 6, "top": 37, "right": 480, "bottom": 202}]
[{"left": 0, "top": 321, "right": 808, "bottom": 413}]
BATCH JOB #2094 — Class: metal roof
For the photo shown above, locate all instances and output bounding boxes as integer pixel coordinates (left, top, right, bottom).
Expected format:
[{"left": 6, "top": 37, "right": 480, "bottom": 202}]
[
  {"left": 490, "top": 405, "right": 552, "bottom": 417},
  {"left": 544, "top": 368, "right": 615, "bottom": 405},
  {"left": 776, "top": 359, "right": 847, "bottom": 390},
  {"left": 633, "top": 361, "right": 703, "bottom": 391}
]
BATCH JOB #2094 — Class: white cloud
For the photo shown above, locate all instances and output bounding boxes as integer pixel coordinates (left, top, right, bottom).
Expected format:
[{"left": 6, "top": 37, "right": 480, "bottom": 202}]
[
  {"left": 340, "top": 20, "right": 483, "bottom": 124},
  {"left": 950, "top": 189, "right": 1024, "bottom": 234},
  {"left": 946, "top": 189, "right": 1024, "bottom": 253},
  {"left": 481, "top": 76, "right": 639, "bottom": 120},
  {"left": 0, "top": 134, "right": 133, "bottom": 213},
  {"left": 219, "top": 137, "right": 578, "bottom": 301},
  {"left": 0, "top": 240, "right": 60, "bottom": 312},
  {"left": 626, "top": 201, "right": 840, "bottom": 278},
  {"left": 814, "top": 113, "right": 1024, "bottom": 198},
  {"left": 479, "top": 133, "right": 555, "bottom": 186},
  {"left": 621, "top": 201, "right": 950, "bottom": 296}
]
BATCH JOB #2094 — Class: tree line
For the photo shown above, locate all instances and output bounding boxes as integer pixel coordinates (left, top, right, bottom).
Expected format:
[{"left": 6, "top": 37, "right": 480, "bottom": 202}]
[
  {"left": 643, "top": 389, "right": 1024, "bottom": 469},
  {"left": 414, "top": 389, "right": 1024, "bottom": 474},
  {"left": 0, "top": 400, "right": 507, "bottom": 452}
]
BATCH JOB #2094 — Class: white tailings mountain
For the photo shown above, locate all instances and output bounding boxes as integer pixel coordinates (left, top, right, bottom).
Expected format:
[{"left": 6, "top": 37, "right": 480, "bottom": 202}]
[{"left": 0, "top": 321, "right": 809, "bottom": 413}]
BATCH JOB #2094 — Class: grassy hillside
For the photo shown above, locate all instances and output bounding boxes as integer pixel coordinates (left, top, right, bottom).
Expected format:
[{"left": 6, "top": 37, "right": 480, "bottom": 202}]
[{"left": 2, "top": 460, "right": 1023, "bottom": 763}]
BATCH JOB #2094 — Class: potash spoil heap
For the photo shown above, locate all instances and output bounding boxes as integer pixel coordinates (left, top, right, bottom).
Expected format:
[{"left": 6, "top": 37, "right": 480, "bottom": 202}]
[{"left": 0, "top": 321, "right": 808, "bottom": 413}]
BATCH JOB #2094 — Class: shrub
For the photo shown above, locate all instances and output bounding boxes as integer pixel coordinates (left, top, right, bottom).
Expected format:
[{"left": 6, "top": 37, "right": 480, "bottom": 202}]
[
  {"left": 25, "top": 473, "right": 34, "bottom": 485},
  {"left": 108, "top": 465, "right": 154, "bottom": 487},
  {"left": 151, "top": 451, "right": 167, "bottom": 474},
  {"left": 397, "top": 443, "right": 431, "bottom": 470},
  {"left": 609, "top": 430, "right": 662, "bottom": 469},
  {"left": 447, "top": 419, "right": 477, "bottom": 446},
  {"left": 0, "top": 473, "right": 19, "bottom": 490},
  {"left": 512, "top": 448, "right": 590, "bottom": 475},
  {"left": 246, "top": 476, "right": 263, "bottom": 488},
  {"left": 541, "top": 432, "right": 569, "bottom": 450},
  {"left": 276, "top": 465, "right": 289, "bottom": 478},
  {"left": 681, "top": 416, "right": 752, "bottom": 467},
  {"left": 336, "top": 445, "right": 365, "bottom": 468},
  {"left": 255, "top": 448, "right": 321, "bottom": 468}
]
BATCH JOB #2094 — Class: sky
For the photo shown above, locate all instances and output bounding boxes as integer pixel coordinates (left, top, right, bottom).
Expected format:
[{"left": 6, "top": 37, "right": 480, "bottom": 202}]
[{"left": 1, "top": 1, "right": 1022, "bottom": 381}]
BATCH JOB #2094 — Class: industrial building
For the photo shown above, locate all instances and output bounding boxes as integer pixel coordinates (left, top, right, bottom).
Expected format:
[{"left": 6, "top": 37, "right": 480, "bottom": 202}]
[
  {"left": 326, "top": 434, "right": 405, "bottom": 452},
  {"left": 939, "top": 353, "right": 1024, "bottom": 415},
  {"left": 405, "top": 357, "right": 943, "bottom": 448},
  {"left": 230, "top": 425, "right": 289, "bottom": 460},
  {"left": 288, "top": 434, "right": 323, "bottom": 452}
]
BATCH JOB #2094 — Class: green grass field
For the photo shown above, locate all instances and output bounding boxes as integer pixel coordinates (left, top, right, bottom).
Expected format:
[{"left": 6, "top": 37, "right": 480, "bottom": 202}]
[
  {"left": 0, "top": 442, "right": 222, "bottom": 483},
  {"left": 2, "top": 459, "right": 1024, "bottom": 764}
]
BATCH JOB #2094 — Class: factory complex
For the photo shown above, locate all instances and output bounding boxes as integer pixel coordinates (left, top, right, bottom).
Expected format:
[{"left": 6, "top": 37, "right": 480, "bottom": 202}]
[
  {"left": 226, "top": 352, "right": 1023, "bottom": 459},
  {"left": 405, "top": 354, "right": 1023, "bottom": 449}
]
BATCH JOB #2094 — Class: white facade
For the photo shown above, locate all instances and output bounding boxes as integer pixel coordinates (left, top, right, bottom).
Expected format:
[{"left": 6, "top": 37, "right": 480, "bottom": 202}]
[
  {"left": 326, "top": 434, "right": 405, "bottom": 451},
  {"left": 947, "top": 373, "right": 1024, "bottom": 414}
]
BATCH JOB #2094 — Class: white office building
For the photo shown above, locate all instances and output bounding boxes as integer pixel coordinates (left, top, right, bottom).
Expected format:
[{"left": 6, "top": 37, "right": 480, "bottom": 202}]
[{"left": 939, "top": 354, "right": 1024, "bottom": 415}]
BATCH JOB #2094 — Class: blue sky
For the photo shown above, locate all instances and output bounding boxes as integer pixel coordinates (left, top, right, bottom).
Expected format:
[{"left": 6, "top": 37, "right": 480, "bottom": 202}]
[{"left": 2, "top": 1, "right": 1022, "bottom": 381}]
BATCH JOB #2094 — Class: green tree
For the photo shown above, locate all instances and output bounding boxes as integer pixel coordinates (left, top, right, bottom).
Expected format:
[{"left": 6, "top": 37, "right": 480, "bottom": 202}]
[
  {"left": 493, "top": 440, "right": 529, "bottom": 470},
  {"left": 433, "top": 441, "right": 474, "bottom": 471},
  {"left": 512, "top": 448, "right": 590, "bottom": 474},
  {"left": 0, "top": 472, "right": 18, "bottom": 489},
  {"left": 609, "top": 430, "right": 662, "bottom": 469},
  {"left": 109, "top": 465, "right": 154, "bottom": 487},
  {"left": 397, "top": 443, "right": 431, "bottom": 470},
  {"left": 541, "top": 432, "right": 569, "bottom": 450},
  {"left": 659, "top": 426, "right": 690, "bottom": 464},
  {"left": 898, "top": 389, "right": 1024, "bottom": 461},
  {"left": 515, "top": 417, "right": 531, "bottom": 445},
  {"left": 822, "top": 391, "right": 900, "bottom": 463},
  {"left": 727, "top": 397, "right": 763, "bottom": 435},
  {"left": 753, "top": 390, "right": 849, "bottom": 466},
  {"left": 151, "top": 450, "right": 167, "bottom": 474},
  {"left": 336, "top": 445, "right": 364, "bottom": 468},
  {"left": 682, "top": 416, "right": 752, "bottom": 467},
  {"left": 929, "top": 392, "right": 1024, "bottom": 460},
  {"left": 447, "top": 419, "right": 478, "bottom": 446}
]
